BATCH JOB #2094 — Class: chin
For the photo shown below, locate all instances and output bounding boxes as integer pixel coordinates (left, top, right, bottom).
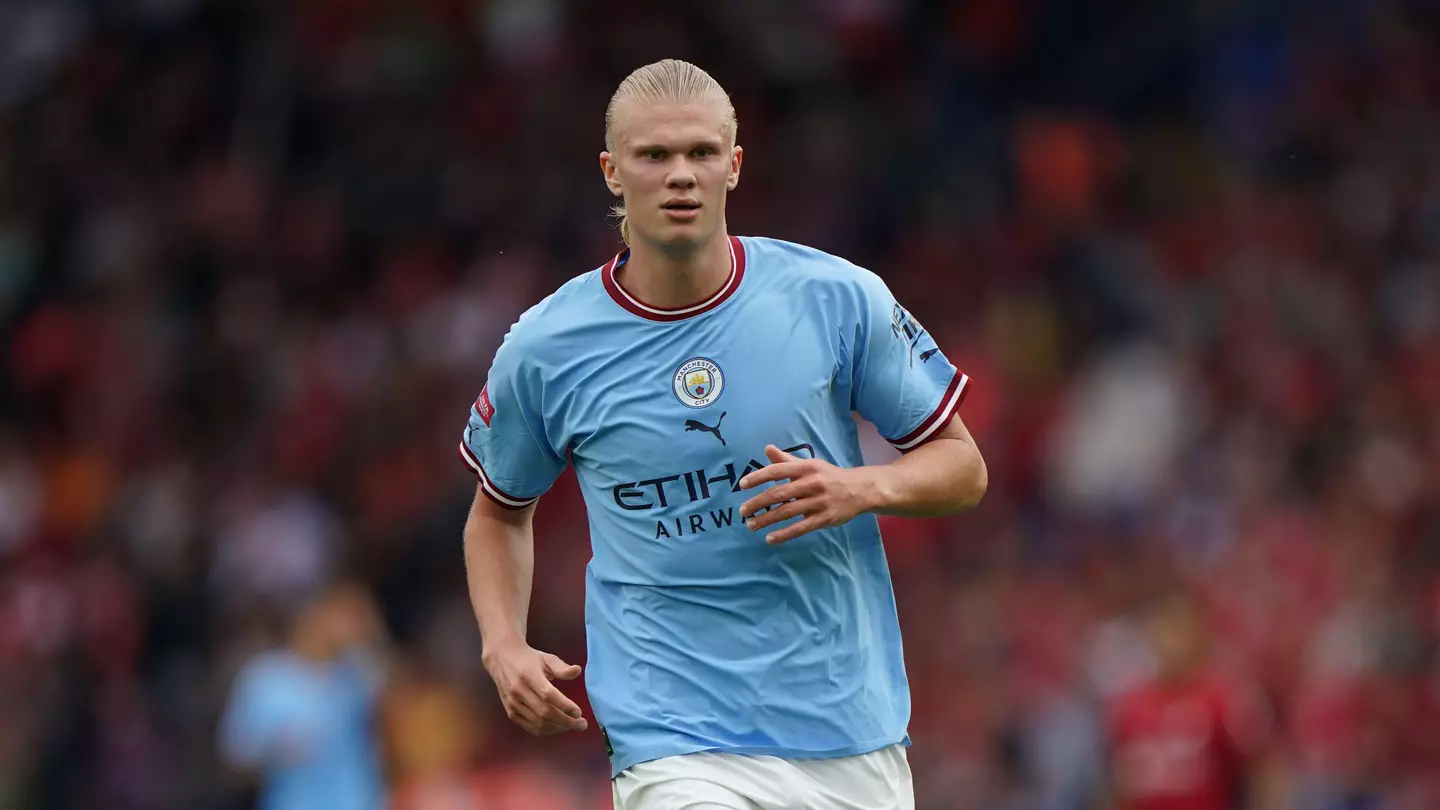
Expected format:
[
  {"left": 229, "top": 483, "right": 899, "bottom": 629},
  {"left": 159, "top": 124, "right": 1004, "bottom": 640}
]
[{"left": 645, "top": 224, "right": 710, "bottom": 252}]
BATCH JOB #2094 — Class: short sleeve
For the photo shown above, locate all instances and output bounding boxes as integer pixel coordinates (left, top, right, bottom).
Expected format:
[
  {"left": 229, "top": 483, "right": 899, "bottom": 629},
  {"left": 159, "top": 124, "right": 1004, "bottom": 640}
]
[
  {"left": 849, "top": 270, "right": 970, "bottom": 452},
  {"left": 457, "top": 335, "right": 565, "bottom": 509}
]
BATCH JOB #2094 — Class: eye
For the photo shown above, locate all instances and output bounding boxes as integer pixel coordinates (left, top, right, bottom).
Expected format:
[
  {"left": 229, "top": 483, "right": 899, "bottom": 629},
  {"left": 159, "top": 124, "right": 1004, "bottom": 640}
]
[
  {"left": 644, "top": 149, "right": 666, "bottom": 161},
  {"left": 691, "top": 147, "right": 714, "bottom": 158}
]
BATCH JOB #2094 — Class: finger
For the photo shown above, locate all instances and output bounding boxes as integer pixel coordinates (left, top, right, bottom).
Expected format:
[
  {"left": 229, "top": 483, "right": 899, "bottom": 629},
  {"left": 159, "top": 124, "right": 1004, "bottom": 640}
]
[
  {"left": 738, "top": 460, "right": 805, "bottom": 490},
  {"left": 517, "top": 705, "right": 574, "bottom": 737},
  {"left": 507, "top": 695, "right": 565, "bottom": 734},
  {"left": 542, "top": 654, "right": 583, "bottom": 682},
  {"left": 504, "top": 698, "right": 547, "bottom": 735},
  {"left": 538, "top": 703, "right": 587, "bottom": 732},
  {"left": 516, "top": 683, "right": 585, "bottom": 732},
  {"left": 746, "top": 497, "right": 815, "bottom": 532},
  {"left": 538, "top": 681, "right": 587, "bottom": 722},
  {"left": 764, "top": 444, "right": 797, "bottom": 464},
  {"left": 519, "top": 675, "right": 588, "bottom": 730},
  {"left": 739, "top": 478, "right": 817, "bottom": 518},
  {"left": 764, "top": 514, "right": 830, "bottom": 545}
]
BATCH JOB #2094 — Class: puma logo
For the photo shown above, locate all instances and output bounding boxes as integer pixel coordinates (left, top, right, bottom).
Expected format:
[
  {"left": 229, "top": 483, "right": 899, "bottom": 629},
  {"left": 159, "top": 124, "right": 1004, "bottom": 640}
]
[
  {"left": 920, "top": 348, "right": 939, "bottom": 363},
  {"left": 684, "top": 412, "right": 727, "bottom": 446}
]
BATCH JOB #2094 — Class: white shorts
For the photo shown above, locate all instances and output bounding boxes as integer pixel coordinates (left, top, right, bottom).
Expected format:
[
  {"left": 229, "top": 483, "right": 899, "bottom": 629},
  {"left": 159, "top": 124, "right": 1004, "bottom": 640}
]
[{"left": 611, "top": 744, "right": 914, "bottom": 810}]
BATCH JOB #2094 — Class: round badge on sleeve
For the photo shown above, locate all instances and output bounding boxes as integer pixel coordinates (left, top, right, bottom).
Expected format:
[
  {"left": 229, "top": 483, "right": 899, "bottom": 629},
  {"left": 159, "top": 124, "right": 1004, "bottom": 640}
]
[{"left": 673, "top": 357, "right": 724, "bottom": 408}]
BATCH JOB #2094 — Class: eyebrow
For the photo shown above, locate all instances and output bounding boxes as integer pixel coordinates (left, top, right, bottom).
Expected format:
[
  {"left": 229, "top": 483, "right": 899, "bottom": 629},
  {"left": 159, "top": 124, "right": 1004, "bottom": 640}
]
[{"left": 630, "top": 138, "right": 725, "bottom": 153}]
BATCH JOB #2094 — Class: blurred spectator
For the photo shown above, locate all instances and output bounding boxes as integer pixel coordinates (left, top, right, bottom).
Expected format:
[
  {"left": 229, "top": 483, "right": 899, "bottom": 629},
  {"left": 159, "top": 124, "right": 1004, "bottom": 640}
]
[
  {"left": 383, "top": 657, "right": 596, "bottom": 810},
  {"left": 1106, "top": 592, "right": 1274, "bottom": 810},
  {"left": 218, "top": 582, "right": 389, "bottom": 810}
]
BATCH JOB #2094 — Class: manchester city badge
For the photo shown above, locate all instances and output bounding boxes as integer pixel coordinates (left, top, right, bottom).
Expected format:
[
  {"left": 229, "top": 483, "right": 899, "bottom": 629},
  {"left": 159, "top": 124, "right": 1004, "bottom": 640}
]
[{"left": 672, "top": 357, "right": 724, "bottom": 408}]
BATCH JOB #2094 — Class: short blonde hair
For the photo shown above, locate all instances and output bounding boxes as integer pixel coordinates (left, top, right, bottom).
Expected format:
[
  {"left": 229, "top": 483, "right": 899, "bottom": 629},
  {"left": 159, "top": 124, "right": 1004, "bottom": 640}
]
[{"left": 605, "top": 60, "right": 737, "bottom": 245}]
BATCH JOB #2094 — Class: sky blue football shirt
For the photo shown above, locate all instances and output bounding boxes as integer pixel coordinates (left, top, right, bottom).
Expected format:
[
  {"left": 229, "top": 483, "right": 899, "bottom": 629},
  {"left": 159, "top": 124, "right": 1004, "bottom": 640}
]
[{"left": 458, "top": 235, "right": 970, "bottom": 776}]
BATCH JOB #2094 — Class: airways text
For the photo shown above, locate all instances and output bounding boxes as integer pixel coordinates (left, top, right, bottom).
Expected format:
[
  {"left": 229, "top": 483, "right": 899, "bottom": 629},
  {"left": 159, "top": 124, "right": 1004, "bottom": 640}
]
[{"left": 607, "top": 443, "right": 815, "bottom": 540}]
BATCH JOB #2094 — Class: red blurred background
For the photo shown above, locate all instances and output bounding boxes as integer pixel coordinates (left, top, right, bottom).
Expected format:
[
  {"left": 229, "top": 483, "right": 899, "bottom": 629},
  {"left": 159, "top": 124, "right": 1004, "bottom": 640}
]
[{"left": 1, "top": 1, "right": 1438, "bottom": 809}]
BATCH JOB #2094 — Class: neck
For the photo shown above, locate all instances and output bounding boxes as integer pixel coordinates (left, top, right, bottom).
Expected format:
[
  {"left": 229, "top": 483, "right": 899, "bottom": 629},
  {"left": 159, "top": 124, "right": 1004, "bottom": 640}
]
[{"left": 618, "top": 230, "right": 732, "bottom": 309}]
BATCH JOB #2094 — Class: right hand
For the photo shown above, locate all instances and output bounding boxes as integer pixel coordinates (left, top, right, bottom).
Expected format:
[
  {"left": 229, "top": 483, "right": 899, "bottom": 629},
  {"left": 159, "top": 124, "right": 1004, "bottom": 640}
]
[{"left": 482, "top": 641, "right": 588, "bottom": 736}]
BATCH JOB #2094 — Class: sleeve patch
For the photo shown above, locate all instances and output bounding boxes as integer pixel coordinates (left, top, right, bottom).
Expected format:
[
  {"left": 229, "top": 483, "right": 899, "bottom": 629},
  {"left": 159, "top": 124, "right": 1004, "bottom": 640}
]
[
  {"left": 475, "top": 385, "right": 494, "bottom": 426},
  {"left": 890, "top": 302, "right": 927, "bottom": 367}
]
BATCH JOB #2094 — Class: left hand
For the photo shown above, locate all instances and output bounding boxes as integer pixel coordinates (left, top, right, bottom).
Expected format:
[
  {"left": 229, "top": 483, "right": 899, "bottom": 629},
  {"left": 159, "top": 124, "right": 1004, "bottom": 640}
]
[{"left": 737, "top": 445, "right": 873, "bottom": 545}]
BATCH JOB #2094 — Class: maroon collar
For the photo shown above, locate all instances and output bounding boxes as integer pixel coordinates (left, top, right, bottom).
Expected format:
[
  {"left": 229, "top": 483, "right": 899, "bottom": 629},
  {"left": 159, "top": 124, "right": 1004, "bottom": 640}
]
[{"left": 602, "top": 235, "right": 746, "bottom": 322}]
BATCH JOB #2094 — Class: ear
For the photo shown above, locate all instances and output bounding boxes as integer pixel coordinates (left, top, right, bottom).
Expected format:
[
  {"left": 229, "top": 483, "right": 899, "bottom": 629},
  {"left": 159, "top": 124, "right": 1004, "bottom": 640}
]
[
  {"left": 726, "top": 145, "right": 743, "bottom": 191},
  {"left": 600, "top": 151, "right": 623, "bottom": 197}
]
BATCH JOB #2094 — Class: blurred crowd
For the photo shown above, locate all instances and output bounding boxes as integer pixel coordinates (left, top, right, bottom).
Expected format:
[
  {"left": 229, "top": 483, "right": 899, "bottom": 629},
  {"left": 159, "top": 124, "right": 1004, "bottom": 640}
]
[{"left": 2, "top": 1, "right": 1440, "bottom": 809}]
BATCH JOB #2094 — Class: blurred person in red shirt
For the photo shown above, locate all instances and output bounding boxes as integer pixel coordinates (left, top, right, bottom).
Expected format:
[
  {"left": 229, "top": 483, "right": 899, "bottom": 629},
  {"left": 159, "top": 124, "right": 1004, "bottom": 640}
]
[{"left": 1105, "top": 591, "right": 1274, "bottom": 810}]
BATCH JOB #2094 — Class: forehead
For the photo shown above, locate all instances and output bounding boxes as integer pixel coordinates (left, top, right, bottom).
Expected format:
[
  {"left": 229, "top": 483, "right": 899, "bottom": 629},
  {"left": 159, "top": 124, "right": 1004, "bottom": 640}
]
[{"left": 612, "top": 100, "right": 730, "bottom": 148}]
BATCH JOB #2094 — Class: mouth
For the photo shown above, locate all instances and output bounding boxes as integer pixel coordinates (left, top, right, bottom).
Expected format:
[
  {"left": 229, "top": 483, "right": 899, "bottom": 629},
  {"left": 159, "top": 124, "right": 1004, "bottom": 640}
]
[{"left": 662, "top": 200, "right": 701, "bottom": 221}]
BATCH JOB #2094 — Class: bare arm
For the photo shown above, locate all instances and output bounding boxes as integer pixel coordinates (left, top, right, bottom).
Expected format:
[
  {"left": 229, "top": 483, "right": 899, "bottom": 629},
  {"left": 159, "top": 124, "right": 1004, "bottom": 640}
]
[
  {"left": 738, "top": 415, "right": 987, "bottom": 544},
  {"left": 463, "top": 486, "right": 587, "bottom": 736},
  {"left": 463, "top": 488, "right": 536, "bottom": 652},
  {"left": 862, "top": 413, "right": 987, "bottom": 517}
]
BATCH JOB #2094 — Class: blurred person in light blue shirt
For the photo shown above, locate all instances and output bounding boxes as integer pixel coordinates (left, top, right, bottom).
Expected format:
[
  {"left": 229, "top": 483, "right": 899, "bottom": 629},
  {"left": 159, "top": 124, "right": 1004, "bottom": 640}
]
[{"left": 219, "top": 582, "right": 389, "bottom": 810}]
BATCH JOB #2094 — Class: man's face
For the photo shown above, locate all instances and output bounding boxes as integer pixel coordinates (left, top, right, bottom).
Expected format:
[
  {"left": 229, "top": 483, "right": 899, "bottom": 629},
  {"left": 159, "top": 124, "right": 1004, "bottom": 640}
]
[
  {"left": 601, "top": 99, "right": 742, "bottom": 252},
  {"left": 1147, "top": 598, "right": 1205, "bottom": 679}
]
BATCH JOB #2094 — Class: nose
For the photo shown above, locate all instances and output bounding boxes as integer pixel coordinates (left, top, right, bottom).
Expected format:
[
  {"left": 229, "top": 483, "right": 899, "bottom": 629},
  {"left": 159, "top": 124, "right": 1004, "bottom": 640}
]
[{"left": 666, "top": 157, "right": 697, "bottom": 189}]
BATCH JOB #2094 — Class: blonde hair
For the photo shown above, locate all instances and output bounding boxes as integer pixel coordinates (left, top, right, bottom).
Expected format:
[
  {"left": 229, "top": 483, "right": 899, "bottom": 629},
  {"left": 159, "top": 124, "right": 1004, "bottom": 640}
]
[{"left": 605, "top": 60, "right": 737, "bottom": 245}]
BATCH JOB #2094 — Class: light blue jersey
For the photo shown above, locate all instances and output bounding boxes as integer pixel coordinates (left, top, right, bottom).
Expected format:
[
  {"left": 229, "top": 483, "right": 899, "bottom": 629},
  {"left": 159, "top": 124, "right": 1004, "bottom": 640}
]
[
  {"left": 458, "top": 236, "right": 970, "bottom": 776},
  {"left": 218, "top": 651, "right": 385, "bottom": 810}
]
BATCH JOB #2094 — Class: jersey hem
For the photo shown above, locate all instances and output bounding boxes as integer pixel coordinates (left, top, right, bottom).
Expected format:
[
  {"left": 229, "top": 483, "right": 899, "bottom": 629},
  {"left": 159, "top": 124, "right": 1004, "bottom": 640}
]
[{"left": 608, "top": 733, "right": 911, "bottom": 779}]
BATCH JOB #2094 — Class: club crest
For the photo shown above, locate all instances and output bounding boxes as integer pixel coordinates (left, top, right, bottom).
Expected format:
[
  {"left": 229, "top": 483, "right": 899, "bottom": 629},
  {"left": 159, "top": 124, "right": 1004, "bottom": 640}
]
[{"left": 672, "top": 357, "right": 724, "bottom": 408}]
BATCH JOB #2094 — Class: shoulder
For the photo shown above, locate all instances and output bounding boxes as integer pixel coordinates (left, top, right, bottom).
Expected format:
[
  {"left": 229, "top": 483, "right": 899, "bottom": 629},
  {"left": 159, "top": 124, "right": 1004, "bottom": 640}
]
[
  {"left": 739, "top": 236, "right": 889, "bottom": 309},
  {"left": 1111, "top": 683, "right": 1158, "bottom": 717},
  {"left": 505, "top": 268, "right": 606, "bottom": 342},
  {"left": 494, "top": 267, "right": 610, "bottom": 364},
  {"left": 230, "top": 651, "right": 300, "bottom": 695},
  {"left": 1205, "top": 673, "right": 1261, "bottom": 711},
  {"left": 740, "top": 236, "right": 875, "bottom": 284}
]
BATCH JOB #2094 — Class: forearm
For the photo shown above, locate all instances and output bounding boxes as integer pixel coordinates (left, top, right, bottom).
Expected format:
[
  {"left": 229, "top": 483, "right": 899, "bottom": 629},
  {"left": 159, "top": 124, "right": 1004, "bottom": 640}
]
[
  {"left": 861, "top": 434, "right": 987, "bottom": 518},
  {"left": 463, "top": 509, "right": 535, "bottom": 653}
]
